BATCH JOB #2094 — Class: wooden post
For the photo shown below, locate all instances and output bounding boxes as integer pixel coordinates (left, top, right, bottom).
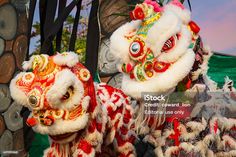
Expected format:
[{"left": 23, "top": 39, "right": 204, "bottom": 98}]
[{"left": 0, "top": 0, "right": 29, "bottom": 154}]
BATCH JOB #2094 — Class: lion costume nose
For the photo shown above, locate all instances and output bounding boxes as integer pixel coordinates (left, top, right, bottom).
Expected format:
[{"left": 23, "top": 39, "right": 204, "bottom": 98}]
[{"left": 39, "top": 115, "right": 55, "bottom": 126}]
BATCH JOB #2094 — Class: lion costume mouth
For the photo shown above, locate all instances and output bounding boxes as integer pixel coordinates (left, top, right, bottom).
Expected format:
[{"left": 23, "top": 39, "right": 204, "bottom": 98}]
[
  {"left": 26, "top": 104, "right": 85, "bottom": 129},
  {"left": 161, "top": 34, "right": 179, "bottom": 53}
]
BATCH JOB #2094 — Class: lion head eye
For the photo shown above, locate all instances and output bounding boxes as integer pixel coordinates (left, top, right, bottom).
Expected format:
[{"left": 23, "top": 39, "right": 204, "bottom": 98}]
[
  {"left": 129, "top": 41, "right": 143, "bottom": 58},
  {"left": 28, "top": 95, "right": 38, "bottom": 108}
]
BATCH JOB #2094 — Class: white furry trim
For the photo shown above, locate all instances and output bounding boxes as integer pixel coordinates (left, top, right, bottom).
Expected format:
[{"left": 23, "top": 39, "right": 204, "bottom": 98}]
[
  {"left": 46, "top": 69, "right": 84, "bottom": 110},
  {"left": 147, "top": 10, "right": 181, "bottom": 57},
  {"left": 158, "top": 25, "right": 192, "bottom": 62},
  {"left": 72, "top": 147, "right": 95, "bottom": 157},
  {"left": 203, "top": 75, "right": 218, "bottom": 91},
  {"left": 105, "top": 128, "right": 116, "bottom": 145},
  {"left": 207, "top": 150, "right": 215, "bottom": 157},
  {"left": 164, "top": 146, "right": 179, "bottom": 157},
  {"left": 179, "top": 118, "right": 206, "bottom": 141},
  {"left": 32, "top": 113, "right": 89, "bottom": 135},
  {"left": 222, "top": 135, "right": 236, "bottom": 150},
  {"left": 115, "top": 142, "right": 135, "bottom": 154},
  {"left": 223, "top": 76, "right": 235, "bottom": 92},
  {"left": 10, "top": 72, "right": 29, "bottom": 107},
  {"left": 202, "top": 134, "right": 215, "bottom": 146},
  {"left": 110, "top": 20, "right": 142, "bottom": 63},
  {"left": 121, "top": 50, "right": 195, "bottom": 98},
  {"left": 186, "top": 117, "right": 207, "bottom": 131},
  {"left": 179, "top": 124, "right": 200, "bottom": 141},
  {"left": 215, "top": 150, "right": 236, "bottom": 157},
  {"left": 154, "top": 147, "right": 164, "bottom": 157},
  {"left": 81, "top": 96, "right": 90, "bottom": 111},
  {"left": 191, "top": 45, "right": 213, "bottom": 81},
  {"left": 53, "top": 52, "right": 79, "bottom": 67},
  {"left": 85, "top": 129, "right": 103, "bottom": 146},
  {"left": 164, "top": 4, "right": 191, "bottom": 24},
  {"left": 143, "top": 135, "right": 158, "bottom": 147},
  {"left": 217, "top": 117, "right": 236, "bottom": 131},
  {"left": 185, "top": 84, "right": 206, "bottom": 96},
  {"left": 179, "top": 142, "right": 194, "bottom": 153}
]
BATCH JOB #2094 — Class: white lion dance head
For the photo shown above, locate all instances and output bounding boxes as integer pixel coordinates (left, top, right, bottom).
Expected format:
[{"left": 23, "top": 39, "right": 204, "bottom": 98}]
[{"left": 110, "top": 0, "right": 212, "bottom": 99}]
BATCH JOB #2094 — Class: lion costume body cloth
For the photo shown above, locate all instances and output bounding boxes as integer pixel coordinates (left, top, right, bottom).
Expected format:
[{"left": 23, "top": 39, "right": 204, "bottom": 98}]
[{"left": 10, "top": 52, "right": 136, "bottom": 157}]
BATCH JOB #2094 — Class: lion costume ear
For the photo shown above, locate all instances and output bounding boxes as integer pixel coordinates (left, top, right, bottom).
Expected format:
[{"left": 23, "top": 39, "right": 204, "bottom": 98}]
[{"left": 22, "top": 54, "right": 49, "bottom": 71}]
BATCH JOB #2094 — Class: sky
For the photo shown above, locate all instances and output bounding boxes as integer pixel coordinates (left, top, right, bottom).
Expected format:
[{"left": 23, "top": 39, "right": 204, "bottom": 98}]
[
  {"left": 30, "top": 0, "right": 236, "bottom": 56},
  {"left": 189, "top": 0, "right": 236, "bottom": 56}
]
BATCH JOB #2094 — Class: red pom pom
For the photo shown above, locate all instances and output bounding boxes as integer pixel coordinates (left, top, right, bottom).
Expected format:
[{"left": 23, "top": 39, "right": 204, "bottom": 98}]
[
  {"left": 133, "top": 7, "right": 145, "bottom": 20},
  {"left": 26, "top": 117, "right": 37, "bottom": 127},
  {"left": 189, "top": 21, "right": 200, "bottom": 34}
]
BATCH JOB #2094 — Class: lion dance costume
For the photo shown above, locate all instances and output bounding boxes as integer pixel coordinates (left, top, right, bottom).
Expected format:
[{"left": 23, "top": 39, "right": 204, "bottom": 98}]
[{"left": 10, "top": 52, "right": 136, "bottom": 157}]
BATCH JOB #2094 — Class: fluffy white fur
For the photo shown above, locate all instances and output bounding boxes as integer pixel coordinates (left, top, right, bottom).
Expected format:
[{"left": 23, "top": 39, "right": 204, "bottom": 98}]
[
  {"left": 222, "top": 135, "right": 236, "bottom": 149},
  {"left": 114, "top": 141, "right": 135, "bottom": 155},
  {"left": 179, "top": 142, "right": 195, "bottom": 153},
  {"left": 147, "top": 10, "right": 181, "bottom": 57},
  {"left": 164, "top": 146, "right": 179, "bottom": 157},
  {"left": 81, "top": 96, "right": 90, "bottom": 110},
  {"left": 192, "top": 45, "right": 213, "bottom": 81},
  {"left": 217, "top": 117, "right": 236, "bottom": 130},
  {"left": 105, "top": 128, "right": 116, "bottom": 145},
  {"left": 203, "top": 75, "right": 218, "bottom": 91},
  {"left": 121, "top": 49, "right": 195, "bottom": 98},
  {"left": 53, "top": 52, "right": 79, "bottom": 67},
  {"left": 179, "top": 124, "right": 199, "bottom": 141},
  {"left": 46, "top": 69, "right": 84, "bottom": 110},
  {"left": 85, "top": 129, "right": 103, "bottom": 147},
  {"left": 186, "top": 117, "right": 207, "bottom": 131},
  {"left": 158, "top": 25, "right": 192, "bottom": 62},
  {"left": 110, "top": 20, "right": 142, "bottom": 63},
  {"left": 10, "top": 72, "right": 29, "bottom": 107},
  {"left": 216, "top": 150, "right": 236, "bottom": 157},
  {"left": 154, "top": 147, "right": 164, "bottom": 157},
  {"left": 32, "top": 113, "right": 89, "bottom": 135},
  {"left": 164, "top": 3, "right": 191, "bottom": 24}
]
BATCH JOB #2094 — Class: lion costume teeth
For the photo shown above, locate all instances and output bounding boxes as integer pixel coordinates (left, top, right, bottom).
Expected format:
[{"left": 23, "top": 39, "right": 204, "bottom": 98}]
[{"left": 10, "top": 52, "right": 136, "bottom": 157}]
